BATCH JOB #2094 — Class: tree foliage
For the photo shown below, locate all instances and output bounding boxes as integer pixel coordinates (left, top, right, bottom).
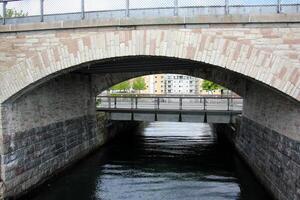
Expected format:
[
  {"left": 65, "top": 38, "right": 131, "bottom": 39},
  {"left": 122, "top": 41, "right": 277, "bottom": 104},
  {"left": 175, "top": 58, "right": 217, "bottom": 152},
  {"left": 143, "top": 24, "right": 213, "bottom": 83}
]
[
  {"left": 202, "top": 80, "right": 222, "bottom": 91},
  {"left": 0, "top": 8, "right": 28, "bottom": 18},
  {"left": 110, "top": 81, "right": 131, "bottom": 92},
  {"left": 132, "top": 77, "right": 146, "bottom": 92}
]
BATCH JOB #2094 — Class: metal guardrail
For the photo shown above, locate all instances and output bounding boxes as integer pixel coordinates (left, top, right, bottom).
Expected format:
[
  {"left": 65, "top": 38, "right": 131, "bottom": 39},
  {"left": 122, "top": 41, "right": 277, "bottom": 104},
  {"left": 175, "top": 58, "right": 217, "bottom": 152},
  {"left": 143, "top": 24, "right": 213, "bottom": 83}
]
[
  {"left": 0, "top": 0, "right": 300, "bottom": 25},
  {"left": 97, "top": 96, "right": 243, "bottom": 111}
]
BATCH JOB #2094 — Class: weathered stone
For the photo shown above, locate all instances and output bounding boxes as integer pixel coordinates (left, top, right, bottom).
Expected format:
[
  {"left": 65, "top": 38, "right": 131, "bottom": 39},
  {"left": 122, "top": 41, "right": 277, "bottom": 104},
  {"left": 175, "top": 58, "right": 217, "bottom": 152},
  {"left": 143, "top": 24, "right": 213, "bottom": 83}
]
[{"left": 235, "top": 117, "right": 300, "bottom": 200}]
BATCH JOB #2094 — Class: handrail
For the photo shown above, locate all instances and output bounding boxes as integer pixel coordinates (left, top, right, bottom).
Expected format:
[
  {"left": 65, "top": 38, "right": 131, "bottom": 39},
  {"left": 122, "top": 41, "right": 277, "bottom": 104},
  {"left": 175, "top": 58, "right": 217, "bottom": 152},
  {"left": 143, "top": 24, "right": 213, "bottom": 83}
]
[
  {"left": 97, "top": 96, "right": 243, "bottom": 112},
  {"left": 98, "top": 95, "right": 242, "bottom": 100},
  {"left": 1, "top": 0, "right": 299, "bottom": 25}
]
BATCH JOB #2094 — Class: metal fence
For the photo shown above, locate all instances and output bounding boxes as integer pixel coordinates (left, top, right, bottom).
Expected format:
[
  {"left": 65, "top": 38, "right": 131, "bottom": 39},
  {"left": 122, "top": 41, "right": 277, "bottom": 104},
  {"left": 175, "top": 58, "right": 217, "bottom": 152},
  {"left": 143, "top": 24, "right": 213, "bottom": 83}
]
[
  {"left": 97, "top": 96, "right": 243, "bottom": 111},
  {"left": 0, "top": 0, "right": 299, "bottom": 25}
]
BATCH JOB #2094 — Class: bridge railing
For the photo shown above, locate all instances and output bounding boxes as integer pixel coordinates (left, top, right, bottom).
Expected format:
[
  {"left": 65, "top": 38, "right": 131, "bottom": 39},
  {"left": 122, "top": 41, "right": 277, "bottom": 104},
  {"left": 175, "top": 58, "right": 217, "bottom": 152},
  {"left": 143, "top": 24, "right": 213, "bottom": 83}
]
[
  {"left": 0, "top": 0, "right": 300, "bottom": 25},
  {"left": 97, "top": 96, "right": 243, "bottom": 111}
]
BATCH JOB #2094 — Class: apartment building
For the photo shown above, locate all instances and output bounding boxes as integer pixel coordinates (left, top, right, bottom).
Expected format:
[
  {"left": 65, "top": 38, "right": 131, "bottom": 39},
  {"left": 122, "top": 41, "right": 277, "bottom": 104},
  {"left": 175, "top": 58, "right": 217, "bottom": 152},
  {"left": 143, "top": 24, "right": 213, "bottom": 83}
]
[
  {"left": 165, "top": 74, "right": 200, "bottom": 95},
  {"left": 142, "top": 74, "right": 165, "bottom": 95}
]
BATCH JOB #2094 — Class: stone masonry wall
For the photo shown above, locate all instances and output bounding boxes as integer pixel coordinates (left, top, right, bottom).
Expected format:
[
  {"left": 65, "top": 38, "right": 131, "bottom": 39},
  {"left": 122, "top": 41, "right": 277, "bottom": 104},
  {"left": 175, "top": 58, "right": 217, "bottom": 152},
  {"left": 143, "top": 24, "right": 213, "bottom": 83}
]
[
  {"left": 1, "top": 26, "right": 300, "bottom": 73},
  {"left": 236, "top": 117, "right": 300, "bottom": 200},
  {"left": 0, "top": 29, "right": 299, "bottom": 104},
  {"left": 235, "top": 81, "right": 300, "bottom": 200},
  {"left": 0, "top": 73, "right": 101, "bottom": 198}
]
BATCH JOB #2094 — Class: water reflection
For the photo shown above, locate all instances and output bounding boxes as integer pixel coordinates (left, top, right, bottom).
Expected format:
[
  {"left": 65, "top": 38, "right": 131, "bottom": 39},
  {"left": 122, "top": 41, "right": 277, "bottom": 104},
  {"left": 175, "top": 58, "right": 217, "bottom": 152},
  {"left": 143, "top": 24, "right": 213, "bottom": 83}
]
[{"left": 25, "top": 122, "right": 272, "bottom": 200}]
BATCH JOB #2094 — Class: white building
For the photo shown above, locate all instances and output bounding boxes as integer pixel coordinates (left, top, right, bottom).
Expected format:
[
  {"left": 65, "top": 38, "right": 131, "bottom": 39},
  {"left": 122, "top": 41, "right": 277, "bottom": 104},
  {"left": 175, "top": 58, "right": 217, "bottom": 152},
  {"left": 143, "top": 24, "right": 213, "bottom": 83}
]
[{"left": 165, "top": 74, "right": 200, "bottom": 95}]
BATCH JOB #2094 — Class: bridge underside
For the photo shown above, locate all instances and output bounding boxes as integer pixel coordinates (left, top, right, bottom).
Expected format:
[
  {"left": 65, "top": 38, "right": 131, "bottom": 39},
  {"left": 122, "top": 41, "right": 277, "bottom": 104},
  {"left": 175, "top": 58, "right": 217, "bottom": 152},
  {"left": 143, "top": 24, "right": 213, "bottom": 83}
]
[{"left": 100, "top": 109, "right": 241, "bottom": 123}]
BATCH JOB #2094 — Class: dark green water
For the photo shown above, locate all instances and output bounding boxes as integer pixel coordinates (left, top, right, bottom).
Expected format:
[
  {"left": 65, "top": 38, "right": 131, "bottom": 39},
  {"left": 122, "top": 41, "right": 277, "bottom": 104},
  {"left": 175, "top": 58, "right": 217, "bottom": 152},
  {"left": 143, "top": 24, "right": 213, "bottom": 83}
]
[{"left": 23, "top": 122, "right": 272, "bottom": 200}]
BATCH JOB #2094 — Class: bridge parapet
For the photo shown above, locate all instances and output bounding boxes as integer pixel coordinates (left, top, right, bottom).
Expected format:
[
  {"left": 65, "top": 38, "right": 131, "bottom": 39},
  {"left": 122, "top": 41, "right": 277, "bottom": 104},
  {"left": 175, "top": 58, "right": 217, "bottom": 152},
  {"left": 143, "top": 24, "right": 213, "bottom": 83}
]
[{"left": 0, "top": 0, "right": 300, "bottom": 25}]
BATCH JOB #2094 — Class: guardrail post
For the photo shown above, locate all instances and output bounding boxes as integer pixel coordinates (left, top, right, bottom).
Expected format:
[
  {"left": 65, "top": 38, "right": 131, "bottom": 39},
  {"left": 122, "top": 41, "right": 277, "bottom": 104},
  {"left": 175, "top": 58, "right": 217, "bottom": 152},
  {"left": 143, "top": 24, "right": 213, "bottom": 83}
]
[
  {"left": 135, "top": 97, "right": 138, "bottom": 109},
  {"left": 203, "top": 97, "right": 206, "bottom": 110},
  {"left": 2, "top": 1, "right": 7, "bottom": 25},
  {"left": 179, "top": 97, "right": 182, "bottom": 110},
  {"left": 114, "top": 97, "right": 117, "bottom": 108},
  {"left": 225, "top": 0, "right": 229, "bottom": 15},
  {"left": 108, "top": 97, "right": 111, "bottom": 108},
  {"left": 227, "top": 98, "right": 230, "bottom": 111},
  {"left": 174, "top": 0, "right": 178, "bottom": 16},
  {"left": 40, "top": 0, "right": 44, "bottom": 22},
  {"left": 277, "top": 0, "right": 282, "bottom": 13},
  {"left": 81, "top": 0, "right": 85, "bottom": 19},
  {"left": 125, "top": 0, "right": 130, "bottom": 17}
]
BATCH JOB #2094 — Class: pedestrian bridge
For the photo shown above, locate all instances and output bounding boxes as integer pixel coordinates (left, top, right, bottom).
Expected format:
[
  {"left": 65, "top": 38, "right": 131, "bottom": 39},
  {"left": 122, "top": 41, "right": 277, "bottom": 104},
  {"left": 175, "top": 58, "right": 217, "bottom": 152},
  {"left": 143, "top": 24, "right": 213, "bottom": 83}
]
[{"left": 97, "top": 96, "right": 243, "bottom": 123}]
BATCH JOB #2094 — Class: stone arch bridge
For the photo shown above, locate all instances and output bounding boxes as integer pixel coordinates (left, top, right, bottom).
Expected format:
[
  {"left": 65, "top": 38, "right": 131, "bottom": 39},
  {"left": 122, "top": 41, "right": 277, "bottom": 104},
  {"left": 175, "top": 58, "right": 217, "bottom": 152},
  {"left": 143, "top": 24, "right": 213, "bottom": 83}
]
[{"left": 0, "top": 14, "right": 299, "bottom": 200}]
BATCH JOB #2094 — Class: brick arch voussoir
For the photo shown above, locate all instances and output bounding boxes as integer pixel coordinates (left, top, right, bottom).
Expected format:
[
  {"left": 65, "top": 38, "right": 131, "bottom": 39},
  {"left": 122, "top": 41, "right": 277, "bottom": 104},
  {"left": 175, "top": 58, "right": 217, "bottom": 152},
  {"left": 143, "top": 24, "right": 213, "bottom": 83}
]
[{"left": 0, "top": 29, "right": 298, "bottom": 103}]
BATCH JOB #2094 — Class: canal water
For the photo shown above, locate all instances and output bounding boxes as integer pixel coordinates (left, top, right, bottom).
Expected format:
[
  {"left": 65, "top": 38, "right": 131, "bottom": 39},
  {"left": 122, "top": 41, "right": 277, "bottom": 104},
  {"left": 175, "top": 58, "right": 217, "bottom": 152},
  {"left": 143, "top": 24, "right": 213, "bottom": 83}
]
[{"left": 24, "top": 122, "right": 272, "bottom": 200}]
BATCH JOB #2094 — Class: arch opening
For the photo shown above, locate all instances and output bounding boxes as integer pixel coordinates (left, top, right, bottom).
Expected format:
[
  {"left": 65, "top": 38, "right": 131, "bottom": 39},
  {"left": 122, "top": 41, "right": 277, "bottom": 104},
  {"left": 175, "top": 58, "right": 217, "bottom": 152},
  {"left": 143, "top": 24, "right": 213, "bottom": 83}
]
[{"left": 0, "top": 56, "right": 299, "bottom": 200}]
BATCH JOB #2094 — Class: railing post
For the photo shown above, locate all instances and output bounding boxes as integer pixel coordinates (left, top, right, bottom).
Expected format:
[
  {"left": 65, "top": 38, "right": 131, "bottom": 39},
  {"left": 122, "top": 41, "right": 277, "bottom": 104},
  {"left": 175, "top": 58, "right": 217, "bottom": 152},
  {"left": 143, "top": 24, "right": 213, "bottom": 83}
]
[
  {"left": 157, "top": 97, "right": 160, "bottom": 110},
  {"left": 227, "top": 98, "right": 230, "bottom": 111},
  {"left": 114, "top": 97, "right": 117, "bottom": 109},
  {"left": 277, "top": 0, "right": 282, "bottom": 13},
  {"left": 40, "top": 0, "right": 44, "bottom": 22},
  {"left": 225, "top": 0, "right": 229, "bottom": 15},
  {"left": 131, "top": 97, "right": 133, "bottom": 109},
  {"left": 2, "top": 1, "right": 7, "bottom": 25},
  {"left": 125, "top": 0, "right": 130, "bottom": 17},
  {"left": 135, "top": 97, "right": 138, "bottom": 109},
  {"left": 81, "top": 0, "right": 85, "bottom": 20},
  {"left": 174, "top": 0, "right": 178, "bottom": 16},
  {"left": 108, "top": 97, "right": 111, "bottom": 108},
  {"left": 179, "top": 97, "right": 182, "bottom": 110},
  {"left": 203, "top": 97, "right": 206, "bottom": 110}
]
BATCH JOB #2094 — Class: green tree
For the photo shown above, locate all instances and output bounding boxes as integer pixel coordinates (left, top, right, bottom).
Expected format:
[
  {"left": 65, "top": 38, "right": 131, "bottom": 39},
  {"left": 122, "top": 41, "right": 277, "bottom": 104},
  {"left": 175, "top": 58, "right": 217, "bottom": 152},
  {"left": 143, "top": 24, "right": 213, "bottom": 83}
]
[
  {"left": 202, "top": 80, "right": 222, "bottom": 92},
  {"left": 0, "top": 8, "right": 28, "bottom": 18},
  {"left": 132, "top": 77, "right": 146, "bottom": 93},
  {"left": 110, "top": 81, "right": 131, "bottom": 92}
]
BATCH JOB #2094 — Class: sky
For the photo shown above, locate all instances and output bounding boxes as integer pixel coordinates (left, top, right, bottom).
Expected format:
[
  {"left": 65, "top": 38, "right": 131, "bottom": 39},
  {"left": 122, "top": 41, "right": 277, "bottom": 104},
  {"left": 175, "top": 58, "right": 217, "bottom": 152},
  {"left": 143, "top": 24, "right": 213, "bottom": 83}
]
[{"left": 1, "top": 0, "right": 299, "bottom": 16}]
